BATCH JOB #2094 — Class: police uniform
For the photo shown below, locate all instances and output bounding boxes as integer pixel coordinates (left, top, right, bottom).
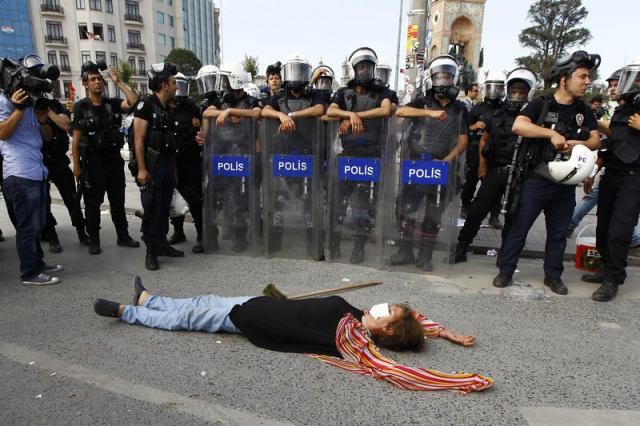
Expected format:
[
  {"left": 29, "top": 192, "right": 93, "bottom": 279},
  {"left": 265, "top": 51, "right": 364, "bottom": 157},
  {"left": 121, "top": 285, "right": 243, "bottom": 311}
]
[
  {"left": 594, "top": 102, "right": 640, "bottom": 291},
  {"left": 390, "top": 93, "right": 469, "bottom": 269},
  {"left": 72, "top": 96, "right": 134, "bottom": 250},
  {"left": 330, "top": 84, "right": 391, "bottom": 262},
  {"left": 497, "top": 96, "right": 597, "bottom": 284},
  {"left": 170, "top": 96, "right": 203, "bottom": 249},
  {"left": 134, "top": 93, "right": 179, "bottom": 256},
  {"left": 455, "top": 105, "right": 518, "bottom": 258},
  {"left": 42, "top": 100, "right": 87, "bottom": 248}
]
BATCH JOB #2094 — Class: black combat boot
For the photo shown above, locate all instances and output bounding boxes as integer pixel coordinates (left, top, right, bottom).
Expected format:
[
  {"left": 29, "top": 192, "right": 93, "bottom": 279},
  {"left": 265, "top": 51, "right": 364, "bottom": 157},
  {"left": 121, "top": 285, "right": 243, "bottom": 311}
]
[
  {"left": 88, "top": 234, "right": 101, "bottom": 255},
  {"left": 145, "top": 244, "right": 159, "bottom": 271},
  {"left": 168, "top": 216, "right": 186, "bottom": 245},
  {"left": 445, "top": 244, "right": 468, "bottom": 264},
  {"left": 350, "top": 236, "right": 367, "bottom": 264},
  {"left": 117, "top": 230, "right": 140, "bottom": 248},
  {"left": 76, "top": 226, "right": 90, "bottom": 246},
  {"left": 389, "top": 239, "right": 415, "bottom": 265},
  {"left": 591, "top": 281, "right": 619, "bottom": 302},
  {"left": 233, "top": 227, "right": 248, "bottom": 252},
  {"left": 415, "top": 240, "right": 434, "bottom": 271},
  {"left": 48, "top": 229, "right": 62, "bottom": 253},
  {"left": 268, "top": 227, "right": 283, "bottom": 253}
]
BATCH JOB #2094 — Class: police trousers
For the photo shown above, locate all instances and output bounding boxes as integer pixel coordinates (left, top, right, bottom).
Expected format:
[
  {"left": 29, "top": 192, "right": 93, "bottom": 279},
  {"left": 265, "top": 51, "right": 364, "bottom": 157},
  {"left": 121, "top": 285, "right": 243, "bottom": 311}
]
[
  {"left": 84, "top": 154, "right": 128, "bottom": 239},
  {"left": 44, "top": 159, "right": 85, "bottom": 236},
  {"left": 141, "top": 153, "right": 176, "bottom": 246}
]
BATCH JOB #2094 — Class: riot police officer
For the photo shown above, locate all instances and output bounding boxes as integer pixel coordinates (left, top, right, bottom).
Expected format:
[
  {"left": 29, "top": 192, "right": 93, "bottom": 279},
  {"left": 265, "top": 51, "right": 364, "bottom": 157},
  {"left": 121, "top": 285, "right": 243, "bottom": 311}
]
[
  {"left": 40, "top": 98, "right": 89, "bottom": 252},
  {"left": 133, "top": 63, "right": 181, "bottom": 271},
  {"left": 460, "top": 72, "right": 506, "bottom": 228},
  {"left": 389, "top": 54, "right": 469, "bottom": 271},
  {"left": 584, "top": 58, "right": 640, "bottom": 301},
  {"left": 326, "top": 47, "right": 393, "bottom": 264},
  {"left": 167, "top": 73, "right": 204, "bottom": 253},
  {"left": 451, "top": 68, "right": 537, "bottom": 263},
  {"left": 196, "top": 65, "right": 222, "bottom": 114},
  {"left": 374, "top": 59, "right": 399, "bottom": 107},
  {"left": 311, "top": 65, "right": 336, "bottom": 107},
  {"left": 261, "top": 54, "right": 325, "bottom": 256},
  {"left": 493, "top": 51, "right": 601, "bottom": 294},
  {"left": 71, "top": 62, "right": 140, "bottom": 255}
]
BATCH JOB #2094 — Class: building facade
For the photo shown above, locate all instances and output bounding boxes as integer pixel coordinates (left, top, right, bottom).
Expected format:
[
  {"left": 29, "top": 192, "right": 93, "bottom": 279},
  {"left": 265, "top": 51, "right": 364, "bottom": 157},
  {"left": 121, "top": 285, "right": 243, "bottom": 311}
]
[
  {"left": 0, "top": 0, "right": 36, "bottom": 60},
  {"left": 28, "top": 0, "right": 220, "bottom": 100}
]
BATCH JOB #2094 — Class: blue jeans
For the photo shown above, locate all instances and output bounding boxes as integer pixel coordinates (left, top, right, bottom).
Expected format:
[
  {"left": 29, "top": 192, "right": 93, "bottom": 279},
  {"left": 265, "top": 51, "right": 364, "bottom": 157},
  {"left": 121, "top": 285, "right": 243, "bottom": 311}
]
[
  {"left": 2, "top": 176, "right": 47, "bottom": 278},
  {"left": 121, "top": 294, "right": 253, "bottom": 333}
]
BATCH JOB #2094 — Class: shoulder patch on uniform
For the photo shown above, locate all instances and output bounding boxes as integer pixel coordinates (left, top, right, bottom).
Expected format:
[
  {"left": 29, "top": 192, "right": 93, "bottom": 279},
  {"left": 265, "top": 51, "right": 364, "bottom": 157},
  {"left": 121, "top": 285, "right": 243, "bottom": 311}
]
[{"left": 137, "top": 102, "right": 144, "bottom": 111}]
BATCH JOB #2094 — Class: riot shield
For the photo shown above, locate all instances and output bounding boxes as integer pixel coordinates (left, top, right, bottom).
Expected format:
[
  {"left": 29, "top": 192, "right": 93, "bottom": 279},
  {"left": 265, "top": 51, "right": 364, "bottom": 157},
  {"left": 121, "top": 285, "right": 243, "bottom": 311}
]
[
  {"left": 260, "top": 117, "right": 323, "bottom": 260},
  {"left": 381, "top": 112, "right": 464, "bottom": 276},
  {"left": 325, "top": 117, "right": 394, "bottom": 268},
  {"left": 202, "top": 116, "right": 260, "bottom": 256}
]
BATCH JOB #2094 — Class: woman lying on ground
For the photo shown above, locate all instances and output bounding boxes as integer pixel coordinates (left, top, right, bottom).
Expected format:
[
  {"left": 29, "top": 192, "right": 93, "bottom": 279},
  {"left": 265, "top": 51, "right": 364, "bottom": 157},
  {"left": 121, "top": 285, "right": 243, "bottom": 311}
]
[{"left": 93, "top": 277, "right": 493, "bottom": 393}]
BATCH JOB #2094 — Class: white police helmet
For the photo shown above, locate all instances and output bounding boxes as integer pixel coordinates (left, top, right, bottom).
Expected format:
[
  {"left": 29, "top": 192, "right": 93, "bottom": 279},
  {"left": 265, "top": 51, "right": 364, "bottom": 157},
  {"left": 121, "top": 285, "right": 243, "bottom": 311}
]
[
  {"left": 195, "top": 65, "right": 219, "bottom": 95},
  {"left": 617, "top": 57, "right": 640, "bottom": 101},
  {"left": 546, "top": 144, "right": 596, "bottom": 185},
  {"left": 375, "top": 59, "right": 392, "bottom": 85},
  {"left": 243, "top": 82, "right": 260, "bottom": 98},
  {"left": 175, "top": 72, "right": 189, "bottom": 97},
  {"left": 484, "top": 71, "right": 506, "bottom": 102},
  {"left": 219, "top": 62, "right": 252, "bottom": 91},
  {"left": 311, "top": 65, "right": 335, "bottom": 91},
  {"left": 505, "top": 67, "right": 537, "bottom": 111},
  {"left": 428, "top": 54, "right": 460, "bottom": 87},
  {"left": 348, "top": 47, "right": 378, "bottom": 85}
]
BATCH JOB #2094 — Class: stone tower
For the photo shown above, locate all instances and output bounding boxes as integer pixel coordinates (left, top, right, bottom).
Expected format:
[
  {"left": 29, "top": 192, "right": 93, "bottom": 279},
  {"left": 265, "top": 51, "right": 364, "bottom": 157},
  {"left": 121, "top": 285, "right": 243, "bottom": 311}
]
[{"left": 428, "top": 0, "right": 486, "bottom": 69}]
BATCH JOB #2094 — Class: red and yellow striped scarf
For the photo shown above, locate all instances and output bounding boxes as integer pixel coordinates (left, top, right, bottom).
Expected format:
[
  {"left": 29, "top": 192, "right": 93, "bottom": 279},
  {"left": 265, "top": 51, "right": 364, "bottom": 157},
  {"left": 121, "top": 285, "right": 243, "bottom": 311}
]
[{"left": 309, "top": 313, "right": 493, "bottom": 394}]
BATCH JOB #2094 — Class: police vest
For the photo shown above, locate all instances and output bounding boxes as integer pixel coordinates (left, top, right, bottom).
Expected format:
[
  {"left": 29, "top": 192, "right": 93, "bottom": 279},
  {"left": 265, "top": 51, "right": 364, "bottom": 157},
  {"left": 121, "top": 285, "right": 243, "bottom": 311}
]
[
  {"left": 43, "top": 122, "right": 70, "bottom": 160},
  {"left": 214, "top": 96, "right": 254, "bottom": 150},
  {"left": 406, "top": 98, "right": 464, "bottom": 159},
  {"left": 144, "top": 98, "right": 177, "bottom": 154},
  {"left": 341, "top": 88, "right": 383, "bottom": 145},
  {"left": 173, "top": 98, "right": 198, "bottom": 154},
  {"left": 78, "top": 100, "right": 123, "bottom": 154},
  {"left": 485, "top": 109, "right": 518, "bottom": 167},
  {"left": 274, "top": 94, "right": 315, "bottom": 152},
  {"left": 471, "top": 102, "right": 501, "bottom": 142},
  {"left": 608, "top": 104, "right": 640, "bottom": 168}
]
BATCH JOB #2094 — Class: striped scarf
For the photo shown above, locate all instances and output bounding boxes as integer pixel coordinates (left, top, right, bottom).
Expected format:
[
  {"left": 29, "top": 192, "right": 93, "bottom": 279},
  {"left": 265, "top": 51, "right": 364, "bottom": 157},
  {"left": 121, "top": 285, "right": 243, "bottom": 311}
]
[{"left": 309, "top": 313, "right": 493, "bottom": 394}]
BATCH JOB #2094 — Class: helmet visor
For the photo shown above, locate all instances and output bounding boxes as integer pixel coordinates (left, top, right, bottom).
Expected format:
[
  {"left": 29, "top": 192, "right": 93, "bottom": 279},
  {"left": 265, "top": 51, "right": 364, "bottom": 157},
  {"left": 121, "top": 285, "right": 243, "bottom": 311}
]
[
  {"left": 431, "top": 71, "right": 454, "bottom": 87},
  {"left": 197, "top": 73, "right": 219, "bottom": 94},
  {"left": 282, "top": 62, "right": 311, "bottom": 84},
  {"left": 354, "top": 61, "right": 375, "bottom": 82},
  {"left": 485, "top": 82, "right": 505, "bottom": 100},
  {"left": 507, "top": 83, "right": 529, "bottom": 102},
  {"left": 375, "top": 67, "right": 391, "bottom": 84},
  {"left": 617, "top": 65, "right": 640, "bottom": 96},
  {"left": 315, "top": 76, "right": 333, "bottom": 91},
  {"left": 219, "top": 74, "right": 232, "bottom": 91},
  {"left": 176, "top": 79, "right": 189, "bottom": 96}
]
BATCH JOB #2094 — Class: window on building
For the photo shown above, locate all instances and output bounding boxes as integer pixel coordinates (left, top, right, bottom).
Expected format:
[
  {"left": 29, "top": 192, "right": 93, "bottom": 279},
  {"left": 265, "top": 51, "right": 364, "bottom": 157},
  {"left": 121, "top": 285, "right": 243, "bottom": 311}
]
[
  {"left": 128, "top": 56, "right": 136, "bottom": 70},
  {"left": 78, "top": 24, "right": 88, "bottom": 40},
  {"left": 63, "top": 80, "right": 72, "bottom": 99},
  {"left": 158, "top": 33, "right": 166, "bottom": 46},
  {"left": 107, "top": 25, "right": 116, "bottom": 42},
  {"left": 125, "top": 0, "right": 140, "bottom": 16},
  {"left": 156, "top": 11, "right": 164, "bottom": 25},
  {"left": 92, "top": 23, "right": 104, "bottom": 40},
  {"left": 81, "top": 51, "right": 91, "bottom": 64},
  {"left": 169, "top": 15, "right": 174, "bottom": 27},
  {"left": 168, "top": 0, "right": 172, "bottom": 5},
  {"left": 169, "top": 36, "right": 175, "bottom": 48},
  {"left": 139, "top": 83, "right": 148, "bottom": 95},
  {"left": 52, "top": 80, "right": 62, "bottom": 99},
  {"left": 110, "top": 53, "right": 118, "bottom": 68},
  {"left": 47, "top": 51, "right": 57, "bottom": 65},
  {"left": 46, "top": 21, "right": 64, "bottom": 42},
  {"left": 105, "top": 0, "right": 113, "bottom": 13},
  {"left": 138, "top": 57, "right": 146, "bottom": 75},
  {"left": 76, "top": 0, "right": 85, "bottom": 9},
  {"left": 60, "top": 52, "right": 70, "bottom": 71},
  {"left": 128, "top": 30, "right": 141, "bottom": 45},
  {"left": 95, "top": 51, "right": 106, "bottom": 65},
  {"left": 89, "top": 0, "right": 101, "bottom": 11}
]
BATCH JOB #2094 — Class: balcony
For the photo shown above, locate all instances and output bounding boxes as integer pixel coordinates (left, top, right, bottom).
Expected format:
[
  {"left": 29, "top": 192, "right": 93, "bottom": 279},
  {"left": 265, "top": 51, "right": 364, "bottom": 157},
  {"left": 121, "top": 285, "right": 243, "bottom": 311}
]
[
  {"left": 126, "top": 42, "right": 145, "bottom": 51},
  {"left": 124, "top": 13, "right": 143, "bottom": 25},
  {"left": 44, "top": 35, "right": 67, "bottom": 46},
  {"left": 137, "top": 69, "right": 147, "bottom": 76},
  {"left": 40, "top": 2, "right": 64, "bottom": 15},
  {"left": 59, "top": 65, "right": 71, "bottom": 73}
]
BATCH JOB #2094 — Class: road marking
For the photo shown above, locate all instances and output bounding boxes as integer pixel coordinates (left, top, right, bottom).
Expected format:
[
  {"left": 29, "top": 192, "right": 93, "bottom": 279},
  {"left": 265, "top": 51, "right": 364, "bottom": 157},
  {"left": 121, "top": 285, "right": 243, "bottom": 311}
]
[
  {"left": 0, "top": 340, "right": 290, "bottom": 426},
  {"left": 519, "top": 406, "right": 640, "bottom": 425}
]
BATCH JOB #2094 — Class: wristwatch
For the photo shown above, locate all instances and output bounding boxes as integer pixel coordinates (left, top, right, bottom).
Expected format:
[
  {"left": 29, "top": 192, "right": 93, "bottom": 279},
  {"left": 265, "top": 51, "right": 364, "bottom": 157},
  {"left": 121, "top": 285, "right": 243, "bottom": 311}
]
[{"left": 287, "top": 112, "right": 293, "bottom": 118}]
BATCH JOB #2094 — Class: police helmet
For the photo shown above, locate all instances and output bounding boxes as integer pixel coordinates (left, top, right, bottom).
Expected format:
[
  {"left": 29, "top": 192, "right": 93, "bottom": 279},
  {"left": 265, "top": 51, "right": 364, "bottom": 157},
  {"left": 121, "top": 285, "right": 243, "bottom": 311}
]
[
  {"left": 606, "top": 68, "right": 622, "bottom": 82},
  {"left": 175, "top": 72, "right": 189, "bottom": 97},
  {"left": 616, "top": 58, "right": 640, "bottom": 102},
  {"left": 546, "top": 144, "right": 596, "bottom": 185},
  {"left": 549, "top": 50, "right": 601, "bottom": 83},
  {"left": 81, "top": 60, "right": 106, "bottom": 82},
  {"left": 375, "top": 59, "right": 392, "bottom": 85},
  {"left": 348, "top": 47, "right": 378, "bottom": 85},
  {"left": 484, "top": 71, "right": 506, "bottom": 103},
  {"left": 427, "top": 54, "right": 460, "bottom": 98},
  {"left": 505, "top": 67, "right": 537, "bottom": 111},
  {"left": 243, "top": 82, "right": 260, "bottom": 98},
  {"left": 311, "top": 65, "right": 335, "bottom": 91},
  {"left": 219, "top": 62, "right": 252, "bottom": 91},
  {"left": 282, "top": 54, "right": 312, "bottom": 89},
  {"left": 147, "top": 62, "right": 178, "bottom": 92},
  {"left": 196, "top": 65, "right": 220, "bottom": 95}
]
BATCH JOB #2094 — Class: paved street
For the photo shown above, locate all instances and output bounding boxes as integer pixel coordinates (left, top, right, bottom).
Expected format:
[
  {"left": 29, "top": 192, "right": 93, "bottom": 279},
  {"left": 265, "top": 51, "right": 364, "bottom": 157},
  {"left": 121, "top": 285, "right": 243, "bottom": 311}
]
[{"left": 1, "top": 188, "right": 640, "bottom": 425}]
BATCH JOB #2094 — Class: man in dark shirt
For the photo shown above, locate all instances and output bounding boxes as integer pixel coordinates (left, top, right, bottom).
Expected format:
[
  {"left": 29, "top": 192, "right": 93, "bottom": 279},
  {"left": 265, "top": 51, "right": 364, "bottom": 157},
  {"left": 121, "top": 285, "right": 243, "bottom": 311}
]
[{"left": 72, "top": 62, "right": 140, "bottom": 255}]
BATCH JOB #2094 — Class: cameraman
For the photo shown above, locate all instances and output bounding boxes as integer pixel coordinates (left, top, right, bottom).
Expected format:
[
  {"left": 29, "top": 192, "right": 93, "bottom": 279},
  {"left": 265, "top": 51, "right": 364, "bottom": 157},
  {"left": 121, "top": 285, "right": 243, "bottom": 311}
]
[
  {"left": 493, "top": 51, "right": 600, "bottom": 294},
  {"left": 0, "top": 55, "right": 63, "bottom": 285},
  {"left": 71, "top": 62, "right": 139, "bottom": 255}
]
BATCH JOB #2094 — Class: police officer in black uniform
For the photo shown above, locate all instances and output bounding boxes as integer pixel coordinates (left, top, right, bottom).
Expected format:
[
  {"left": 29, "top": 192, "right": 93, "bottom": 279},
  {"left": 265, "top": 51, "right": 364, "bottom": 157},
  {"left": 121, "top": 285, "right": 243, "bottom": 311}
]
[
  {"left": 584, "top": 58, "right": 640, "bottom": 301},
  {"left": 72, "top": 62, "right": 140, "bottom": 255},
  {"left": 451, "top": 68, "right": 537, "bottom": 263},
  {"left": 133, "top": 63, "right": 182, "bottom": 271},
  {"left": 39, "top": 98, "right": 89, "bottom": 252},
  {"left": 261, "top": 54, "right": 325, "bottom": 253},
  {"left": 166, "top": 73, "right": 205, "bottom": 253},
  {"left": 196, "top": 65, "right": 222, "bottom": 114},
  {"left": 326, "top": 47, "right": 392, "bottom": 264},
  {"left": 459, "top": 72, "right": 506, "bottom": 228},
  {"left": 493, "top": 51, "right": 601, "bottom": 294},
  {"left": 389, "top": 54, "right": 469, "bottom": 271}
]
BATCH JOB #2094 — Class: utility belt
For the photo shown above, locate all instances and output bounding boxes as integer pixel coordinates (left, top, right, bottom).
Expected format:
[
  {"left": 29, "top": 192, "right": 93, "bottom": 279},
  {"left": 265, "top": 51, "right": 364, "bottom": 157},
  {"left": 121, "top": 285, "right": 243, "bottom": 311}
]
[
  {"left": 146, "top": 136, "right": 177, "bottom": 155},
  {"left": 605, "top": 168, "right": 640, "bottom": 176}
]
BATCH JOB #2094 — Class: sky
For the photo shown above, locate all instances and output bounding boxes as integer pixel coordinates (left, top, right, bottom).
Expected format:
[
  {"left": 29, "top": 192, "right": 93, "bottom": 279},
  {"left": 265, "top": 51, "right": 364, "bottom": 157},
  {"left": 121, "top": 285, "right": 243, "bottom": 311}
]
[{"left": 217, "top": 0, "right": 634, "bottom": 89}]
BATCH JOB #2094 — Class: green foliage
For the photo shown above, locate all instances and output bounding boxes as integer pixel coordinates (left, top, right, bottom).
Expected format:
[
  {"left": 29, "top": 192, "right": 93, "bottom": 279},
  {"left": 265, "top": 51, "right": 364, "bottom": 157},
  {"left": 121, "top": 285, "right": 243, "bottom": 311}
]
[
  {"left": 242, "top": 54, "right": 259, "bottom": 79},
  {"left": 516, "top": 0, "right": 591, "bottom": 88},
  {"left": 117, "top": 60, "right": 133, "bottom": 85},
  {"left": 165, "top": 48, "right": 203, "bottom": 77},
  {"left": 458, "top": 57, "right": 477, "bottom": 90}
]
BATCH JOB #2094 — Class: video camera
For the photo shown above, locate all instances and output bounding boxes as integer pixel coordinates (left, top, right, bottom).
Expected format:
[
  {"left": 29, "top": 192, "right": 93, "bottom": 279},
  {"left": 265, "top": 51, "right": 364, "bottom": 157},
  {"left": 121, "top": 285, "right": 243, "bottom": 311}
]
[{"left": 0, "top": 56, "right": 60, "bottom": 108}]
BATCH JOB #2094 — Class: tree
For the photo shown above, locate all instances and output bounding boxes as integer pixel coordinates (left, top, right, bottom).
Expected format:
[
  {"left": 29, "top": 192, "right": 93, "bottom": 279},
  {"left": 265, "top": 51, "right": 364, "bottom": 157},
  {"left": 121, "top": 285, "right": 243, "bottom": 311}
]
[
  {"left": 242, "top": 54, "right": 259, "bottom": 79},
  {"left": 516, "top": 0, "right": 591, "bottom": 88},
  {"left": 165, "top": 48, "right": 203, "bottom": 77},
  {"left": 117, "top": 60, "right": 133, "bottom": 85}
]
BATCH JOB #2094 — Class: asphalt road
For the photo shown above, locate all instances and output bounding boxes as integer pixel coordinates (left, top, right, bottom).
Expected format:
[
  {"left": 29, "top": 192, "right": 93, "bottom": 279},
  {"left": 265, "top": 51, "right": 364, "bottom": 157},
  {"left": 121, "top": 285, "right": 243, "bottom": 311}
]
[{"left": 1, "top": 204, "right": 640, "bottom": 425}]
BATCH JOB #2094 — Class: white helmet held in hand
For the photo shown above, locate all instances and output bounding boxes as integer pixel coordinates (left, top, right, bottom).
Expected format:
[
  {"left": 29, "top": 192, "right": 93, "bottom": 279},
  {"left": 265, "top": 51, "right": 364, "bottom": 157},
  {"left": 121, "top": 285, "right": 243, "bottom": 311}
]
[
  {"left": 546, "top": 144, "right": 596, "bottom": 185},
  {"left": 219, "top": 62, "right": 252, "bottom": 91}
]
